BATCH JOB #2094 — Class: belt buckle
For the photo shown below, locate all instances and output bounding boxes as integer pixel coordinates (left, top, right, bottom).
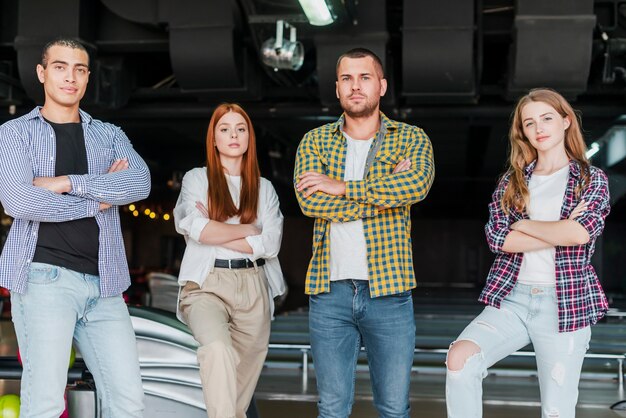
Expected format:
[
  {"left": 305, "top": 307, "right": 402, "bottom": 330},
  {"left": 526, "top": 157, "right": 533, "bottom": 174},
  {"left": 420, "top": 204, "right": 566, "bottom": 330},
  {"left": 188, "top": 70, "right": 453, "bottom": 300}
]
[{"left": 228, "top": 259, "right": 233, "bottom": 269}]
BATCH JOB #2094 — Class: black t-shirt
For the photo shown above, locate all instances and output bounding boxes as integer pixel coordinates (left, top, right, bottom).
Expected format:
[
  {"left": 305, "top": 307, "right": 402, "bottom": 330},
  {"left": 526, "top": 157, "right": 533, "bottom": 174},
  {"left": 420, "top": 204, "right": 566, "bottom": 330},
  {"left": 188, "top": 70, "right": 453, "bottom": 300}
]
[{"left": 33, "top": 120, "right": 100, "bottom": 275}]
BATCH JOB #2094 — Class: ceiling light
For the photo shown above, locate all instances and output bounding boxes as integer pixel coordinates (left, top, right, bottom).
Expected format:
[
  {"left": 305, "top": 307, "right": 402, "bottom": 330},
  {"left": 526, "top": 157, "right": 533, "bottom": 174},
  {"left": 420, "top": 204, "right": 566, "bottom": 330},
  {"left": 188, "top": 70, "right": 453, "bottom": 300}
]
[
  {"left": 261, "top": 20, "right": 304, "bottom": 71},
  {"left": 586, "top": 142, "right": 600, "bottom": 159},
  {"left": 298, "top": 0, "right": 334, "bottom": 26}
]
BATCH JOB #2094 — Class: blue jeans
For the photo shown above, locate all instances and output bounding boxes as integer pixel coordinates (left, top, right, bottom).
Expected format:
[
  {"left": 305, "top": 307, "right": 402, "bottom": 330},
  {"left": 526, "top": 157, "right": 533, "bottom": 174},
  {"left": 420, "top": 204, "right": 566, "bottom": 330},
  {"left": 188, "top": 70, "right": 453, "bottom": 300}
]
[
  {"left": 11, "top": 262, "right": 144, "bottom": 418},
  {"left": 309, "top": 280, "right": 415, "bottom": 418},
  {"left": 446, "top": 283, "right": 591, "bottom": 418}
]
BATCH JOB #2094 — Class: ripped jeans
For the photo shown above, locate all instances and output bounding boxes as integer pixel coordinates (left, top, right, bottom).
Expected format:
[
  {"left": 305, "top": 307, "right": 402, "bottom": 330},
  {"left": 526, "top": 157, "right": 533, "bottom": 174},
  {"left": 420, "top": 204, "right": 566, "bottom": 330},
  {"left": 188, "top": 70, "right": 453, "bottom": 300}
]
[{"left": 445, "top": 283, "right": 591, "bottom": 418}]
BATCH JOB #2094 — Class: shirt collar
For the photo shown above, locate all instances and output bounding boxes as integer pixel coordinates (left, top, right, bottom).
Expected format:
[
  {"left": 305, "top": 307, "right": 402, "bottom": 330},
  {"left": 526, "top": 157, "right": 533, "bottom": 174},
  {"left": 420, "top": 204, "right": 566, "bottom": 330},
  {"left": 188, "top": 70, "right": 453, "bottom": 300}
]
[{"left": 26, "top": 106, "right": 93, "bottom": 124}]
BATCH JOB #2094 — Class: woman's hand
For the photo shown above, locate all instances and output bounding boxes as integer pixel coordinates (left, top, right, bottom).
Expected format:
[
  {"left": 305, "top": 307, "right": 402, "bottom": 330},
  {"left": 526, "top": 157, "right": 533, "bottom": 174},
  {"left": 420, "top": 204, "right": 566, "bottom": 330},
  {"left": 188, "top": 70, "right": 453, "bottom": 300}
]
[{"left": 568, "top": 199, "right": 587, "bottom": 220}]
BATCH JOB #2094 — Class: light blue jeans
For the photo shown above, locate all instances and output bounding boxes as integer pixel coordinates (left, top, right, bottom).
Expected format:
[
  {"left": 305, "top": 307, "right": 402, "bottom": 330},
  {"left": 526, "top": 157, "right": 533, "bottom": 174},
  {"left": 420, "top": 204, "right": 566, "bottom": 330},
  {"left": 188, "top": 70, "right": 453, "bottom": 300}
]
[
  {"left": 309, "top": 280, "right": 415, "bottom": 418},
  {"left": 11, "top": 262, "right": 144, "bottom": 418},
  {"left": 446, "top": 283, "right": 591, "bottom": 418}
]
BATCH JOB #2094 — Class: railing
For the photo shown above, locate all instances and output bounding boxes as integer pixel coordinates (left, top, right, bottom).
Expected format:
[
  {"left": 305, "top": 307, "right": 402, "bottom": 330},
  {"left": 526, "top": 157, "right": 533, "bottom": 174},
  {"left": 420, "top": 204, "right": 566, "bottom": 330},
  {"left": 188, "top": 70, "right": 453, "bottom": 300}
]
[{"left": 267, "top": 343, "right": 626, "bottom": 392}]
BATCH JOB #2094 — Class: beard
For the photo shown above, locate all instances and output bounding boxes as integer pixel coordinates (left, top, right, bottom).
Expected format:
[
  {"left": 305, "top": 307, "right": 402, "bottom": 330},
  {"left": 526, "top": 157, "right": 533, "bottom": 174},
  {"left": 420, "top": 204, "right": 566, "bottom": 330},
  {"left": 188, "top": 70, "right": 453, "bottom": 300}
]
[{"left": 339, "top": 94, "right": 379, "bottom": 118}]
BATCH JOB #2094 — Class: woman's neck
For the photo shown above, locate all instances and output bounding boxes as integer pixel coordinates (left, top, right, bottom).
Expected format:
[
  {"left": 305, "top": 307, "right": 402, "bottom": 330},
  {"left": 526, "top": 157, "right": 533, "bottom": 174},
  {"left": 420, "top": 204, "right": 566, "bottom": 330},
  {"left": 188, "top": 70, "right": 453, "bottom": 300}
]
[
  {"left": 220, "top": 156, "right": 242, "bottom": 176},
  {"left": 534, "top": 150, "right": 570, "bottom": 175}
]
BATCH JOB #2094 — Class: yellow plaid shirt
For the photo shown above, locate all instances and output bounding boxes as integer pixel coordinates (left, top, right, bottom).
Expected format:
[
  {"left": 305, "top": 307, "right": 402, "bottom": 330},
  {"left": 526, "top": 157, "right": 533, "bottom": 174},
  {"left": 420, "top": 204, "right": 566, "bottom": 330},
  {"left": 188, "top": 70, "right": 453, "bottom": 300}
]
[{"left": 294, "top": 112, "right": 435, "bottom": 297}]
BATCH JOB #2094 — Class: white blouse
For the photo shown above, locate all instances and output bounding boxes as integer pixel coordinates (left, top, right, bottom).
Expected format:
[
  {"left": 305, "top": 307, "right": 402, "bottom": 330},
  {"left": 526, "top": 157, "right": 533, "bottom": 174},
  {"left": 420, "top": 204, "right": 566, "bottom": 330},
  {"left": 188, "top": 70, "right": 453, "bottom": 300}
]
[{"left": 173, "top": 167, "right": 286, "bottom": 320}]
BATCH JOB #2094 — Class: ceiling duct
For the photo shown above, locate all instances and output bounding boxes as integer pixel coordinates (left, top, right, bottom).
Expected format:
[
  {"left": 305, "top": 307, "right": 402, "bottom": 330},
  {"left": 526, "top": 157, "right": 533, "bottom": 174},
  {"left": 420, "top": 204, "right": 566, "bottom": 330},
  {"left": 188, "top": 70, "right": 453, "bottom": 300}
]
[
  {"left": 14, "top": 0, "right": 96, "bottom": 105},
  {"left": 102, "top": 0, "right": 258, "bottom": 97},
  {"left": 401, "top": 0, "right": 476, "bottom": 103},
  {"left": 507, "top": 0, "right": 595, "bottom": 99}
]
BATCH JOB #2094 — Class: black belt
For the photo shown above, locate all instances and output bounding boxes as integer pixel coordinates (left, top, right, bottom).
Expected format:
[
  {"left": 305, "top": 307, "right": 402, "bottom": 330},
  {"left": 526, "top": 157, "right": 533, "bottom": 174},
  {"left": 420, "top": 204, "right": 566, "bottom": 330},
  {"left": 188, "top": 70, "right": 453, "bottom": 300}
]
[{"left": 214, "top": 258, "right": 265, "bottom": 269}]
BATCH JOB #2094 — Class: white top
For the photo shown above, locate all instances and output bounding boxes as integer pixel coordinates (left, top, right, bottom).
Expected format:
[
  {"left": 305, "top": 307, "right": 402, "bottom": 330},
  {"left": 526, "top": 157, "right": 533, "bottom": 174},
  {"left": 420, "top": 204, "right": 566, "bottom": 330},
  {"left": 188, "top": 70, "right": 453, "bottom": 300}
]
[
  {"left": 173, "top": 167, "right": 286, "bottom": 321},
  {"left": 329, "top": 133, "right": 373, "bottom": 281},
  {"left": 517, "top": 165, "right": 569, "bottom": 286}
]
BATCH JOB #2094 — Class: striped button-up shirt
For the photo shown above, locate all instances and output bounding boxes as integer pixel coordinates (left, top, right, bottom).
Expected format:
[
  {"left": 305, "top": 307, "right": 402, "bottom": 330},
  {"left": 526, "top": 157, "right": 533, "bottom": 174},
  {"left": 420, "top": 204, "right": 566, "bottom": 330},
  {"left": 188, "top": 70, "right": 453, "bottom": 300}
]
[
  {"left": 0, "top": 107, "right": 151, "bottom": 297},
  {"left": 294, "top": 113, "right": 435, "bottom": 297},
  {"left": 480, "top": 160, "right": 610, "bottom": 332}
]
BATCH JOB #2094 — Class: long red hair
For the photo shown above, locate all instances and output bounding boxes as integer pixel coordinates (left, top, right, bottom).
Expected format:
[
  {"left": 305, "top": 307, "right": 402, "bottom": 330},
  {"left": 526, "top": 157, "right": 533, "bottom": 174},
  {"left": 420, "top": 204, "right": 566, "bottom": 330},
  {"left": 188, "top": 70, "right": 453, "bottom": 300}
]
[{"left": 205, "top": 103, "right": 260, "bottom": 224}]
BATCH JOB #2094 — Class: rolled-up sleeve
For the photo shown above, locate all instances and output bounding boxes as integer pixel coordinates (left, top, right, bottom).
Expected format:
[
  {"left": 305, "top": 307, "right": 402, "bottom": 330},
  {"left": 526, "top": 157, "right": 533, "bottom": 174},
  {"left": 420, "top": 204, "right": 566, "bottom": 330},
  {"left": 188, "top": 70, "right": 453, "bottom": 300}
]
[
  {"left": 572, "top": 168, "right": 610, "bottom": 241},
  {"left": 245, "top": 180, "right": 283, "bottom": 261},
  {"left": 485, "top": 176, "right": 512, "bottom": 254},
  {"left": 173, "top": 169, "right": 210, "bottom": 244}
]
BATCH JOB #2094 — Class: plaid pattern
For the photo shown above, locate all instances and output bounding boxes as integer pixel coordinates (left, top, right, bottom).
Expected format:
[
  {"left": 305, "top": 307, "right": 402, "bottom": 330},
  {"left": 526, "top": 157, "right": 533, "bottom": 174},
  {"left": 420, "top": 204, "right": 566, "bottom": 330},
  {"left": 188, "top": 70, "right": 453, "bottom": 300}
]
[
  {"left": 480, "top": 160, "right": 610, "bottom": 332},
  {"left": 294, "top": 113, "right": 435, "bottom": 297},
  {"left": 0, "top": 107, "right": 151, "bottom": 297}
]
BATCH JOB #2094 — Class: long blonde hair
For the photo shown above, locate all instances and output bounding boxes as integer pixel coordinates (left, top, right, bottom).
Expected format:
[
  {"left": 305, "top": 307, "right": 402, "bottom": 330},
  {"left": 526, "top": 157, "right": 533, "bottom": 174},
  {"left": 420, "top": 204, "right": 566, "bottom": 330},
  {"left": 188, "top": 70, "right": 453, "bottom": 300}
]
[{"left": 502, "top": 88, "right": 590, "bottom": 214}]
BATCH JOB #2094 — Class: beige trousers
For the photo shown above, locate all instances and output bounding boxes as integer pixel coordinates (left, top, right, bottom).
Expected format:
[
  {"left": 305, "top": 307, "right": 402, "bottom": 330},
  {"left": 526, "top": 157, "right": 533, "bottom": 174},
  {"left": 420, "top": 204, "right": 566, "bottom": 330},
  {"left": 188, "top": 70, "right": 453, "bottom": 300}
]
[{"left": 180, "top": 266, "right": 270, "bottom": 418}]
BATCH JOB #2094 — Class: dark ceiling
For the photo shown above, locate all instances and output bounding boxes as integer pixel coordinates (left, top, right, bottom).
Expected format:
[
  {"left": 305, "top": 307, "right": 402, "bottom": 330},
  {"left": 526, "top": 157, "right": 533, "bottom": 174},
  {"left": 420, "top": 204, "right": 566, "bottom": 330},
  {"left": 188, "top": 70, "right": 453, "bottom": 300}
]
[{"left": 1, "top": 0, "right": 626, "bottom": 219}]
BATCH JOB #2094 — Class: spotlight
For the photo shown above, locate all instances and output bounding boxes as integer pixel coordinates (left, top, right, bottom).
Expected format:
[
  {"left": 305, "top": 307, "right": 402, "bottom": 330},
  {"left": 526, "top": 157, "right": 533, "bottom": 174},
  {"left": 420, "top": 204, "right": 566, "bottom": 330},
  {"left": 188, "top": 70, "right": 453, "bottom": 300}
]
[
  {"left": 298, "top": 0, "right": 335, "bottom": 26},
  {"left": 586, "top": 142, "right": 600, "bottom": 159},
  {"left": 261, "top": 20, "right": 304, "bottom": 71}
]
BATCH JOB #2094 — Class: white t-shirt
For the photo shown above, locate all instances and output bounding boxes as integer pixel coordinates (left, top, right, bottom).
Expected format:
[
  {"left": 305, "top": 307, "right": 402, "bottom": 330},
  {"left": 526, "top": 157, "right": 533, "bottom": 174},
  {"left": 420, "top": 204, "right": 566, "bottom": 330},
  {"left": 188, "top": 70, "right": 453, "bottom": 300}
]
[
  {"left": 329, "top": 133, "right": 373, "bottom": 281},
  {"left": 517, "top": 165, "right": 569, "bottom": 286}
]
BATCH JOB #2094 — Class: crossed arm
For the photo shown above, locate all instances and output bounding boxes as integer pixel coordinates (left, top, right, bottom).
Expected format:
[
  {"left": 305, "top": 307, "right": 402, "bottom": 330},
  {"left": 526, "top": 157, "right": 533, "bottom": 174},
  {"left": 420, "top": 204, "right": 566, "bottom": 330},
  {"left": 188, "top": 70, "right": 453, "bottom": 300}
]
[
  {"left": 173, "top": 170, "right": 266, "bottom": 255},
  {"left": 501, "top": 200, "right": 588, "bottom": 253},
  {"left": 487, "top": 169, "right": 610, "bottom": 254},
  {"left": 293, "top": 129, "right": 433, "bottom": 222},
  {"left": 0, "top": 125, "right": 149, "bottom": 222}
]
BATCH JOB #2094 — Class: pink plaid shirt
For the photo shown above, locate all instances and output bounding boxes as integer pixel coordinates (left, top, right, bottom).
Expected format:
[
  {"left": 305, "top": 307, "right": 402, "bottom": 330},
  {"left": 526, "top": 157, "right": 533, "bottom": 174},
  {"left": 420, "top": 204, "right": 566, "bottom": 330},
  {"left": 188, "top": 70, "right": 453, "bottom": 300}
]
[{"left": 479, "top": 160, "right": 610, "bottom": 332}]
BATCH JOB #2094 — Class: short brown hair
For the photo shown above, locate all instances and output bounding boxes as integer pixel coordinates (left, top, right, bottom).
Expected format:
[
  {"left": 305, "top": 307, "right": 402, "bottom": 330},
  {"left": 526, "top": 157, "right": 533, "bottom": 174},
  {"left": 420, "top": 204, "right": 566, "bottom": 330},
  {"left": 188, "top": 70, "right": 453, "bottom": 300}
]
[{"left": 336, "top": 48, "right": 384, "bottom": 78}]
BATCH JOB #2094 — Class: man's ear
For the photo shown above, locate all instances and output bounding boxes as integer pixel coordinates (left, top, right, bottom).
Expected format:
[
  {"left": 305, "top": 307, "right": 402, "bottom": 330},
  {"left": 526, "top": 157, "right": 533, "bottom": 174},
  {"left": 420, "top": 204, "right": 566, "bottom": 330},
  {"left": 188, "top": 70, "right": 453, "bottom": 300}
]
[
  {"left": 335, "top": 80, "right": 339, "bottom": 99},
  {"left": 380, "top": 78, "right": 388, "bottom": 97},
  {"left": 36, "top": 64, "right": 45, "bottom": 83}
]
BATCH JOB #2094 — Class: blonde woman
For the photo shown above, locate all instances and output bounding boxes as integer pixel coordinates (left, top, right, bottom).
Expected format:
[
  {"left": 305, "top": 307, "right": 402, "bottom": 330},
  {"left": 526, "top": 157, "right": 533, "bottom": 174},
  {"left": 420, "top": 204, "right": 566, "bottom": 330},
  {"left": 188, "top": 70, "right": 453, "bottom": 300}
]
[{"left": 446, "top": 89, "right": 610, "bottom": 418}]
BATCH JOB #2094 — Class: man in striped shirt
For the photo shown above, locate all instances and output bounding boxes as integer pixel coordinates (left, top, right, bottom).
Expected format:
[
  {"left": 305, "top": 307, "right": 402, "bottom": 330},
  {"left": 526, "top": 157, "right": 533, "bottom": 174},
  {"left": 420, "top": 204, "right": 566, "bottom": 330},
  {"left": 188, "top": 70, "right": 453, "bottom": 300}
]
[
  {"left": 294, "top": 48, "right": 434, "bottom": 418},
  {"left": 0, "top": 38, "right": 149, "bottom": 416}
]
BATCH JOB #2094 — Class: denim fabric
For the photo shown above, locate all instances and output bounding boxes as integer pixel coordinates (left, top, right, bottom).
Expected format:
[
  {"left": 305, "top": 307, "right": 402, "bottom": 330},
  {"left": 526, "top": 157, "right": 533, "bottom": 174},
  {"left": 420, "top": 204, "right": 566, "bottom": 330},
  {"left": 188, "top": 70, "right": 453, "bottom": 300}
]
[
  {"left": 446, "top": 283, "right": 591, "bottom": 418},
  {"left": 309, "top": 280, "right": 415, "bottom": 418},
  {"left": 11, "top": 262, "right": 144, "bottom": 418}
]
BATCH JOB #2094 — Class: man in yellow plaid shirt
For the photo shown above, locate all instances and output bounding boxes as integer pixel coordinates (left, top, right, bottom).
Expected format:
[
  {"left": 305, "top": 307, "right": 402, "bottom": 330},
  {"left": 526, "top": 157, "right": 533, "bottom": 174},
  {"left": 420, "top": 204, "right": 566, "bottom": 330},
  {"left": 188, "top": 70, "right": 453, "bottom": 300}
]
[{"left": 294, "top": 48, "right": 435, "bottom": 418}]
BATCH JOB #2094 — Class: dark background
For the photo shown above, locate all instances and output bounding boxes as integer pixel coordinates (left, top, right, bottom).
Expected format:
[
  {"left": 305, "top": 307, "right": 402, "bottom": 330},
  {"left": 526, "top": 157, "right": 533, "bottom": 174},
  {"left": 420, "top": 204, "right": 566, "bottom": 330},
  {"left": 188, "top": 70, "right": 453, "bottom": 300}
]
[{"left": 0, "top": 0, "right": 625, "bottom": 309}]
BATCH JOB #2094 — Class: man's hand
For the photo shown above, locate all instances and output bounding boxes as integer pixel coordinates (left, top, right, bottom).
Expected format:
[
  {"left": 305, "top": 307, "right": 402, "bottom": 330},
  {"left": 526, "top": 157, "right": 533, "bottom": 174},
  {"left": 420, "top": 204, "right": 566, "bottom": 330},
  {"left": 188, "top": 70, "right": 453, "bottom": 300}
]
[
  {"left": 296, "top": 172, "right": 346, "bottom": 198},
  {"left": 33, "top": 176, "right": 71, "bottom": 194},
  {"left": 99, "top": 202, "right": 111, "bottom": 211},
  {"left": 108, "top": 158, "right": 129, "bottom": 173},
  {"left": 393, "top": 159, "right": 411, "bottom": 174}
]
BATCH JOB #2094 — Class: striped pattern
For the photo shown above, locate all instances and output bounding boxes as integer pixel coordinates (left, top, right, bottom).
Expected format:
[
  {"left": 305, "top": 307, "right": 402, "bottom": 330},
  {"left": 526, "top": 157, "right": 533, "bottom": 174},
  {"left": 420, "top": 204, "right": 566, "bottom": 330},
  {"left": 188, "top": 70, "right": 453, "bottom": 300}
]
[
  {"left": 0, "top": 107, "right": 151, "bottom": 297},
  {"left": 294, "top": 113, "right": 435, "bottom": 297},
  {"left": 480, "top": 160, "right": 611, "bottom": 332}
]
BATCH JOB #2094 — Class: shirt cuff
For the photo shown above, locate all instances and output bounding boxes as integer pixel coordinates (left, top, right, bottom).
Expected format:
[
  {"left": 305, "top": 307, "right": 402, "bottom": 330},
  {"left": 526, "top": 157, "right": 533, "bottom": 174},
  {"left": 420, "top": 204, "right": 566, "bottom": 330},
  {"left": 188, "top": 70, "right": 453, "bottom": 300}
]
[
  {"left": 360, "top": 205, "right": 378, "bottom": 219},
  {"left": 245, "top": 235, "right": 264, "bottom": 260},
  {"left": 87, "top": 199, "right": 100, "bottom": 217},
  {"left": 189, "top": 218, "right": 210, "bottom": 243},
  {"left": 345, "top": 180, "right": 367, "bottom": 202},
  {"left": 68, "top": 174, "right": 88, "bottom": 197}
]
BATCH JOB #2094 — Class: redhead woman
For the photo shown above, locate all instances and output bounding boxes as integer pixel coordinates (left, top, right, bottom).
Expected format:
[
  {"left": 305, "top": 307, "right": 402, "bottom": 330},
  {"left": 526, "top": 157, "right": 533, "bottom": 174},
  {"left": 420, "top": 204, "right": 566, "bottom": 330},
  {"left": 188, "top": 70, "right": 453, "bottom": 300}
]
[
  {"left": 446, "top": 88, "right": 610, "bottom": 418},
  {"left": 174, "top": 103, "right": 285, "bottom": 418}
]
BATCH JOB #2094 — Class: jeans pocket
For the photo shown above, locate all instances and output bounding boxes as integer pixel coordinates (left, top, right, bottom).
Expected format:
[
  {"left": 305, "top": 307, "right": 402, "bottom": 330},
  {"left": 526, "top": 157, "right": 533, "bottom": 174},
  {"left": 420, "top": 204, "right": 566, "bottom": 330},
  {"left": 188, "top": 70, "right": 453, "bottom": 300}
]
[{"left": 27, "top": 264, "right": 60, "bottom": 285}]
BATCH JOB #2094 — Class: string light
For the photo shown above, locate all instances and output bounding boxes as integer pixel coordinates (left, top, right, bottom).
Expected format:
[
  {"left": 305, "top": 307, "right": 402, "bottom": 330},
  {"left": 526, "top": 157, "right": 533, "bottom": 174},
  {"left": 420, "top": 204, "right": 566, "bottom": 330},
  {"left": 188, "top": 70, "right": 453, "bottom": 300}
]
[
  {"left": 163, "top": 214, "right": 171, "bottom": 221},
  {"left": 129, "top": 204, "right": 136, "bottom": 211},
  {"left": 144, "top": 209, "right": 151, "bottom": 216},
  {"left": 132, "top": 210, "right": 139, "bottom": 217}
]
